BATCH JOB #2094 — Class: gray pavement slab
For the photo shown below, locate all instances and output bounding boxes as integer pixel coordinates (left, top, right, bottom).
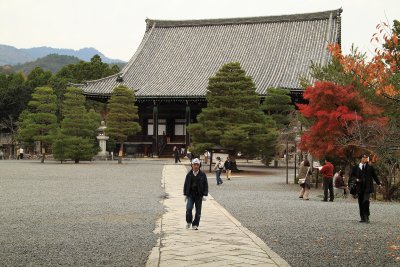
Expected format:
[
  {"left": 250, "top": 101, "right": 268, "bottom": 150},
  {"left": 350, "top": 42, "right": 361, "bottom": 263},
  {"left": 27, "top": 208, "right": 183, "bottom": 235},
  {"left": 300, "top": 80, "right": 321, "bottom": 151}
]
[{"left": 146, "top": 165, "right": 290, "bottom": 267}]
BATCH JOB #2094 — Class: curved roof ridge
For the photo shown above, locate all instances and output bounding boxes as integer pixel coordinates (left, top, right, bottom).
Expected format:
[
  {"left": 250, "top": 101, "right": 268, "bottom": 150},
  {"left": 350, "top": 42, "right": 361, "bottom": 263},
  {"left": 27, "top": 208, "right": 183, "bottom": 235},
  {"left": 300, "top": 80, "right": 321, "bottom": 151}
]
[
  {"left": 121, "top": 23, "right": 156, "bottom": 75},
  {"left": 146, "top": 8, "right": 342, "bottom": 29},
  {"left": 78, "top": 24, "right": 157, "bottom": 87}
]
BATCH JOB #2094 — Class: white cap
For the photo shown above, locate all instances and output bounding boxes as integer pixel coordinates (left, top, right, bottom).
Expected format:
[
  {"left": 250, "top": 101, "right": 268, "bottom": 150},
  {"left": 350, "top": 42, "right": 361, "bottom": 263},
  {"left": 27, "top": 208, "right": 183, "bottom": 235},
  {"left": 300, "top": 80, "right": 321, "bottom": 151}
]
[{"left": 192, "top": 158, "right": 201, "bottom": 164}]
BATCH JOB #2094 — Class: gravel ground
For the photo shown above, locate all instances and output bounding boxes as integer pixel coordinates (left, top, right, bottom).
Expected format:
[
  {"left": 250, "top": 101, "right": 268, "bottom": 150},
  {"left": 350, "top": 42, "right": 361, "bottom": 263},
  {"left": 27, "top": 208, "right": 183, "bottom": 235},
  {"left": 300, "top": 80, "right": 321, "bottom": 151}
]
[
  {"left": 0, "top": 160, "right": 166, "bottom": 267},
  {"left": 2, "top": 160, "right": 399, "bottom": 267},
  {"left": 206, "top": 165, "right": 400, "bottom": 267}
]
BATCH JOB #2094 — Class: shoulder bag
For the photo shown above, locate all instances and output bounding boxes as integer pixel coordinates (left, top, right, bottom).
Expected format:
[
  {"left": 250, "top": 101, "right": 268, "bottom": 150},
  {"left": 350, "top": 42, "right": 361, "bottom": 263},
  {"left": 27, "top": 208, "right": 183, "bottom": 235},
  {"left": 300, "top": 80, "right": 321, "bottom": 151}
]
[{"left": 298, "top": 167, "right": 310, "bottom": 185}]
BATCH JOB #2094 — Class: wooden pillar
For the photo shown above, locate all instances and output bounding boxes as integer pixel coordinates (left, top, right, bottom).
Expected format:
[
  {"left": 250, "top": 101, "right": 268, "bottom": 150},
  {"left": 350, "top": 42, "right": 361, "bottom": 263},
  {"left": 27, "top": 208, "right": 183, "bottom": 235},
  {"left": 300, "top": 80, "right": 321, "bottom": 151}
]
[
  {"left": 153, "top": 102, "right": 159, "bottom": 157},
  {"left": 185, "top": 102, "right": 191, "bottom": 148}
]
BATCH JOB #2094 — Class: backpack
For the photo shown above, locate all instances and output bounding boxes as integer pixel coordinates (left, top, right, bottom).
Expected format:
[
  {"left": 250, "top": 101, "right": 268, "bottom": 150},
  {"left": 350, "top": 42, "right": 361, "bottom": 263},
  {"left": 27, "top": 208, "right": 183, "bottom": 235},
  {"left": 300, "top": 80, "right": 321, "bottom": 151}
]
[{"left": 218, "top": 161, "right": 224, "bottom": 170}]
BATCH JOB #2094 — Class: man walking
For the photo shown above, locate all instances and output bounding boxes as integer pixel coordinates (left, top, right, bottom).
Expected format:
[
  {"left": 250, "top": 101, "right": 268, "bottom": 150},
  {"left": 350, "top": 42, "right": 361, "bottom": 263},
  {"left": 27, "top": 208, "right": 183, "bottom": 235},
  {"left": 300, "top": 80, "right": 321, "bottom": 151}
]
[
  {"left": 350, "top": 155, "right": 382, "bottom": 223},
  {"left": 320, "top": 158, "right": 334, "bottom": 202},
  {"left": 213, "top": 156, "right": 224, "bottom": 185},
  {"left": 224, "top": 157, "right": 233, "bottom": 180},
  {"left": 183, "top": 158, "right": 208, "bottom": 230}
]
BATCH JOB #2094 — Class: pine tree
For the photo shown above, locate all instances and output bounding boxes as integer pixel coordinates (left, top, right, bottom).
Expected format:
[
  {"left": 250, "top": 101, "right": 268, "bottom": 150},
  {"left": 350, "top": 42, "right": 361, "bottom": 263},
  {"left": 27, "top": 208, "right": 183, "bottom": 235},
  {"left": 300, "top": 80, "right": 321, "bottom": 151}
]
[
  {"left": 106, "top": 85, "right": 141, "bottom": 163},
  {"left": 261, "top": 88, "right": 295, "bottom": 129},
  {"left": 52, "top": 129, "right": 68, "bottom": 163},
  {"left": 17, "top": 87, "right": 58, "bottom": 163},
  {"left": 53, "top": 87, "right": 100, "bottom": 163},
  {"left": 188, "top": 62, "right": 278, "bottom": 162}
]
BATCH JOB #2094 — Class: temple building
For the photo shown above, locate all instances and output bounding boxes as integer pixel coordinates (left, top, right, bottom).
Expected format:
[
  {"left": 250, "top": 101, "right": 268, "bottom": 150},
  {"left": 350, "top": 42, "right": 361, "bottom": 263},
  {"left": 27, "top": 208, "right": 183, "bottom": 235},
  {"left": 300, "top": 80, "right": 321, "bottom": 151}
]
[{"left": 78, "top": 8, "right": 342, "bottom": 157}]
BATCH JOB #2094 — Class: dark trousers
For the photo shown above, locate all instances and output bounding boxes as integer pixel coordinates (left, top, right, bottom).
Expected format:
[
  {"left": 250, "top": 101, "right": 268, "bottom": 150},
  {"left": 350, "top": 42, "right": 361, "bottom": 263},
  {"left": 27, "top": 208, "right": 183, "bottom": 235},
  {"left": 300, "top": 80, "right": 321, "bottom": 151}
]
[
  {"left": 323, "top": 178, "right": 334, "bottom": 201},
  {"left": 186, "top": 194, "right": 203, "bottom": 227},
  {"left": 358, "top": 193, "right": 370, "bottom": 219}
]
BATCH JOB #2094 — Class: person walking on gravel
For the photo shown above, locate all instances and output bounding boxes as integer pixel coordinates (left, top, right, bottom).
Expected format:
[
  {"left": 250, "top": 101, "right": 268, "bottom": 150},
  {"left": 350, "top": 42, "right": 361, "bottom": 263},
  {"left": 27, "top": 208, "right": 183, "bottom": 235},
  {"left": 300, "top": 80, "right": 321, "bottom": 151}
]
[
  {"left": 349, "top": 154, "right": 382, "bottom": 223},
  {"left": 214, "top": 156, "right": 224, "bottom": 185},
  {"left": 224, "top": 156, "right": 233, "bottom": 180},
  {"left": 183, "top": 158, "right": 209, "bottom": 230},
  {"left": 319, "top": 158, "right": 334, "bottom": 202},
  {"left": 298, "top": 159, "right": 311, "bottom": 200}
]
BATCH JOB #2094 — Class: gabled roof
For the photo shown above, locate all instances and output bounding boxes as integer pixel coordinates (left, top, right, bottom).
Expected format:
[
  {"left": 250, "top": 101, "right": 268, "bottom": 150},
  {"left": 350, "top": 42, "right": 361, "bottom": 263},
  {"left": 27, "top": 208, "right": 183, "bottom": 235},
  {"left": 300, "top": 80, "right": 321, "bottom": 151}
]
[{"left": 81, "top": 9, "right": 342, "bottom": 99}]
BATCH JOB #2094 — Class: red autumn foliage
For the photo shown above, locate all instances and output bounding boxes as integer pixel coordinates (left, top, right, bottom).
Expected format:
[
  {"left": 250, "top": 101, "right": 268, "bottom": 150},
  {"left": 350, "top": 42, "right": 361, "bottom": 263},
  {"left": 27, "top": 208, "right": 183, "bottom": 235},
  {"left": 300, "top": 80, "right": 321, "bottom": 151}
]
[{"left": 297, "top": 81, "right": 387, "bottom": 159}]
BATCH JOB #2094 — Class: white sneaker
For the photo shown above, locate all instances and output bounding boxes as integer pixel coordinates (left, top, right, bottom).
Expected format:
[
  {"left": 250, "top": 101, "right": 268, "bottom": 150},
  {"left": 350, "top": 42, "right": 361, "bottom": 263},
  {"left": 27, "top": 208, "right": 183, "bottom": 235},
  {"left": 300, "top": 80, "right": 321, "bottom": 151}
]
[
  {"left": 186, "top": 223, "right": 191, "bottom": 229},
  {"left": 192, "top": 225, "right": 198, "bottom": 230}
]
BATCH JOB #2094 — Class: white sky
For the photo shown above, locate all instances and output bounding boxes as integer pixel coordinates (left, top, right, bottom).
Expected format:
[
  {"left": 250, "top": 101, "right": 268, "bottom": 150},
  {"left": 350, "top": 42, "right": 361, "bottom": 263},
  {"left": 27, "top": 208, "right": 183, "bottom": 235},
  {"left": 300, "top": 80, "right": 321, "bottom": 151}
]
[{"left": 1, "top": 0, "right": 399, "bottom": 61}]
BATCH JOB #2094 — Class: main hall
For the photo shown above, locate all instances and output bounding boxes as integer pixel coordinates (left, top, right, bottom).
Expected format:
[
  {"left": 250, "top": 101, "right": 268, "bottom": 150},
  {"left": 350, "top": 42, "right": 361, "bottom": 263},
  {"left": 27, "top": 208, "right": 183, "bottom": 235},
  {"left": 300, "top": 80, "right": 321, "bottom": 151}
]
[{"left": 78, "top": 9, "right": 342, "bottom": 157}]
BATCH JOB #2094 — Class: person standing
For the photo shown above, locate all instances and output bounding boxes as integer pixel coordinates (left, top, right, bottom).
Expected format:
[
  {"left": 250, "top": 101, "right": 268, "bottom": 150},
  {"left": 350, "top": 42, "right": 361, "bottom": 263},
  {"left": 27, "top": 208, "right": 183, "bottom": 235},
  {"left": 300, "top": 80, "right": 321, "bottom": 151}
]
[
  {"left": 213, "top": 156, "right": 224, "bottom": 185},
  {"left": 298, "top": 160, "right": 311, "bottom": 200},
  {"left": 19, "top": 147, "right": 24, "bottom": 159},
  {"left": 224, "top": 156, "right": 233, "bottom": 180},
  {"left": 320, "top": 158, "right": 334, "bottom": 202},
  {"left": 204, "top": 150, "right": 210, "bottom": 164},
  {"left": 186, "top": 148, "right": 192, "bottom": 161},
  {"left": 349, "top": 155, "right": 382, "bottom": 223},
  {"left": 334, "top": 170, "right": 348, "bottom": 198},
  {"left": 173, "top": 146, "right": 180, "bottom": 163},
  {"left": 183, "top": 158, "right": 208, "bottom": 230},
  {"left": 180, "top": 146, "right": 186, "bottom": 158}
]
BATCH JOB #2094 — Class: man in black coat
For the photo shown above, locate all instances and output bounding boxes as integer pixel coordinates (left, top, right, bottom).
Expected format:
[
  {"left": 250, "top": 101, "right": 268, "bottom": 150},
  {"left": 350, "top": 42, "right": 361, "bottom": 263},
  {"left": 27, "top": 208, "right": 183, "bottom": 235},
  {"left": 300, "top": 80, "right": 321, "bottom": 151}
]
[
  {"left": 349, "top": 155, "right": 382, "bottom": 223},
  {"left": 183, "top": 158, "right": 208, "bottom": 230}
]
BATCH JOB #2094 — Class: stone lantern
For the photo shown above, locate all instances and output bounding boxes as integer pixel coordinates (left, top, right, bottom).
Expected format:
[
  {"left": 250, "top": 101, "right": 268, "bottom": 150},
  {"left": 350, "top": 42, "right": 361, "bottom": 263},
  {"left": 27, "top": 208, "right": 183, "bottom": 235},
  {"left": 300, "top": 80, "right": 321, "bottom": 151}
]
[{"left": 96, "top": 121, "right": 109, "bottom": 158}]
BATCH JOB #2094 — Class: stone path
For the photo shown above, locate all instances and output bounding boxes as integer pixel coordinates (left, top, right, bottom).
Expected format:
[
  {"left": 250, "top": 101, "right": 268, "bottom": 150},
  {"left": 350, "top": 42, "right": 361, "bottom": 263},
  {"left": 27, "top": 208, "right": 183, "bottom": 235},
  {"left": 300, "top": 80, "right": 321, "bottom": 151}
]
[{"left": 146, "top": 165, "right": 290, "bottom": 267}]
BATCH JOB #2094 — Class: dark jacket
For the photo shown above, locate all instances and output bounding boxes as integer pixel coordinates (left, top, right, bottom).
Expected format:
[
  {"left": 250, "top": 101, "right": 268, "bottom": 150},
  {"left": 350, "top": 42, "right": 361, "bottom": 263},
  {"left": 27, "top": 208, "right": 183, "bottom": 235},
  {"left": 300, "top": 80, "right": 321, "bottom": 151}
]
[
  {"left": 349, "top": 163, "right": 381, "bottom": 194},
  {"left": 334, "top": 175, "right": 346, "bottom": 188},
  {"left": 224, "top": 160, "right": 232, "bottom": 170},
  {"left": 183, "top": 170, "right": 208, "bottom": 197}
]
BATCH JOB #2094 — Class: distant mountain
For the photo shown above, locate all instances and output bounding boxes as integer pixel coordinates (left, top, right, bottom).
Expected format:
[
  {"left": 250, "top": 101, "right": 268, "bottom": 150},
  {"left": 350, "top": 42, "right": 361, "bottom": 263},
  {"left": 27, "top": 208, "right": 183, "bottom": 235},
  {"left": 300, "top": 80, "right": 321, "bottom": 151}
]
[
  {"left": 0, "top": 54, "right": 80, "bottom": 74},
  {"left": 0, "top": 54, "right": 126, "bottom": 75},
  {"left": 0, "top": 44, "right": 125, "bottom": 66},
  {"left": 0, "top": 44, "right": 33, "bottom": 65}
]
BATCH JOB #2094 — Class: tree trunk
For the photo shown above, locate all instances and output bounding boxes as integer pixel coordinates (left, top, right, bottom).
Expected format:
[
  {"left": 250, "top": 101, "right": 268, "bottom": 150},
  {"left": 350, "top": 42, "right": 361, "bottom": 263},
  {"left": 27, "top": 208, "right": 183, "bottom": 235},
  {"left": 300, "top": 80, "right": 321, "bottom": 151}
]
[{"left": 41, "top": 153, "right": 45, "bottom": 163}]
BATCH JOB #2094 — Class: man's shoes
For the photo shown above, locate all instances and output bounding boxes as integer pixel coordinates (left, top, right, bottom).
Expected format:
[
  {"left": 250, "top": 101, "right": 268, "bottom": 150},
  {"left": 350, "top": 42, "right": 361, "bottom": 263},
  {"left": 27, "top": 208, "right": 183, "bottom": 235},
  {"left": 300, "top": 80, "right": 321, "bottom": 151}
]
[
  {"left": 227, "top": 178, "right": 230, "bottom": 180},
  {"left": 192, "top": 225, "right": 198, "bottom": 230},
  {"left": 359, "top": 219, "right": 365, "bottom": 223},
  {"left": 365, "top": 216, "right": 370, "bottom": 223},
  {"left": 329, "top": 200, "right": 334, "bottom": 202},
  {"left": 322, "top": 200, "right": 327, "bottom": 202},
  {"left": 299, "top": 196, "right": 303, "bottom": 198},
  {"left": 304, "top": 198, "right": 309, "bottom": 200},
  {"left": 186, "top": 223, "right": 191, "bottom": 229}
]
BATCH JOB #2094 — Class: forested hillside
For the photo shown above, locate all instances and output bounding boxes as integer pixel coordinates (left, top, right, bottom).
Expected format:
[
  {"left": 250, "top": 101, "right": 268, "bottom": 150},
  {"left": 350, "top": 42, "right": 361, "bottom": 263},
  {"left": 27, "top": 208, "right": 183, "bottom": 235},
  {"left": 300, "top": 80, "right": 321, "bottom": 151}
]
[{"left": 0, "top": 54, "right": 80, "bottom": 74}]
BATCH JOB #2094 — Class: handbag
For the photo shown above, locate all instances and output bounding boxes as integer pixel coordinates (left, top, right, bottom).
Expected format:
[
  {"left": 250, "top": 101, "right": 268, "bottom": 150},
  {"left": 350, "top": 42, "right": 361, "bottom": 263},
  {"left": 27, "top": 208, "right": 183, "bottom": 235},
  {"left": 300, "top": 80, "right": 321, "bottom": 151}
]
[
  {"left": 350, "top": 183, "right": 357, "bottom": 195},
  {"left": 298, "top": 167, "right": 310, "bottom": 185}
]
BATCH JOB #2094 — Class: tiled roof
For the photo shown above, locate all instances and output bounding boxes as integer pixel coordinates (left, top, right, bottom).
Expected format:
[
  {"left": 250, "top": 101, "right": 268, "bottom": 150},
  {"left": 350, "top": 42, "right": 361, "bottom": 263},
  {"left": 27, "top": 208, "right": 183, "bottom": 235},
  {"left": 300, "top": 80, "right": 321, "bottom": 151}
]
[{"left": 81, "top": 9, "right": 342, "bottom": 99}]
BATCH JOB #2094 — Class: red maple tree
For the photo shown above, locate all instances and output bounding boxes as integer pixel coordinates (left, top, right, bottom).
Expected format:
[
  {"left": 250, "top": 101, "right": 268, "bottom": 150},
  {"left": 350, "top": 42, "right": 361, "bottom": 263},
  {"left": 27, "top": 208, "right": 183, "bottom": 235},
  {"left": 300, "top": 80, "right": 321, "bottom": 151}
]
[{"left": 297, "top": 81, "right": 387, "bottom": 159}]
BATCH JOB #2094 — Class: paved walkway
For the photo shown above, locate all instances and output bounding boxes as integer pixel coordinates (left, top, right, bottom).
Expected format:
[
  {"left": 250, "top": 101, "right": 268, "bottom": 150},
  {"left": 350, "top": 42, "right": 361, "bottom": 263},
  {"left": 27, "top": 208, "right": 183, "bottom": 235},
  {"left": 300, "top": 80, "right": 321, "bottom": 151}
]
[{"left": 146, "top": 165, "right": 290, "bottom": 267}]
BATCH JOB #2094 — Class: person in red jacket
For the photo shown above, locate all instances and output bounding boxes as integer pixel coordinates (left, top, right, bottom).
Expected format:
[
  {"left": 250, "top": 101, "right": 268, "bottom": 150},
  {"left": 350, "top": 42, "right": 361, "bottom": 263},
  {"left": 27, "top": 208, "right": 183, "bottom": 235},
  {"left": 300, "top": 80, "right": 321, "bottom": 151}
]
[{"left": 320, "top": 158, "right": 334, "bottom": 202}]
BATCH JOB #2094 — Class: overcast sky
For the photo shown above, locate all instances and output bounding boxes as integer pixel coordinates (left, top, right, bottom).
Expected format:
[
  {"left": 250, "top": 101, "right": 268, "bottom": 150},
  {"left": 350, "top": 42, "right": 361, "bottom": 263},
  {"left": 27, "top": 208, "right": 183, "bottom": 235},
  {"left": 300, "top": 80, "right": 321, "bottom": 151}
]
[{"left": 1, "top": 0, "right": 399, "bottom": 61}]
